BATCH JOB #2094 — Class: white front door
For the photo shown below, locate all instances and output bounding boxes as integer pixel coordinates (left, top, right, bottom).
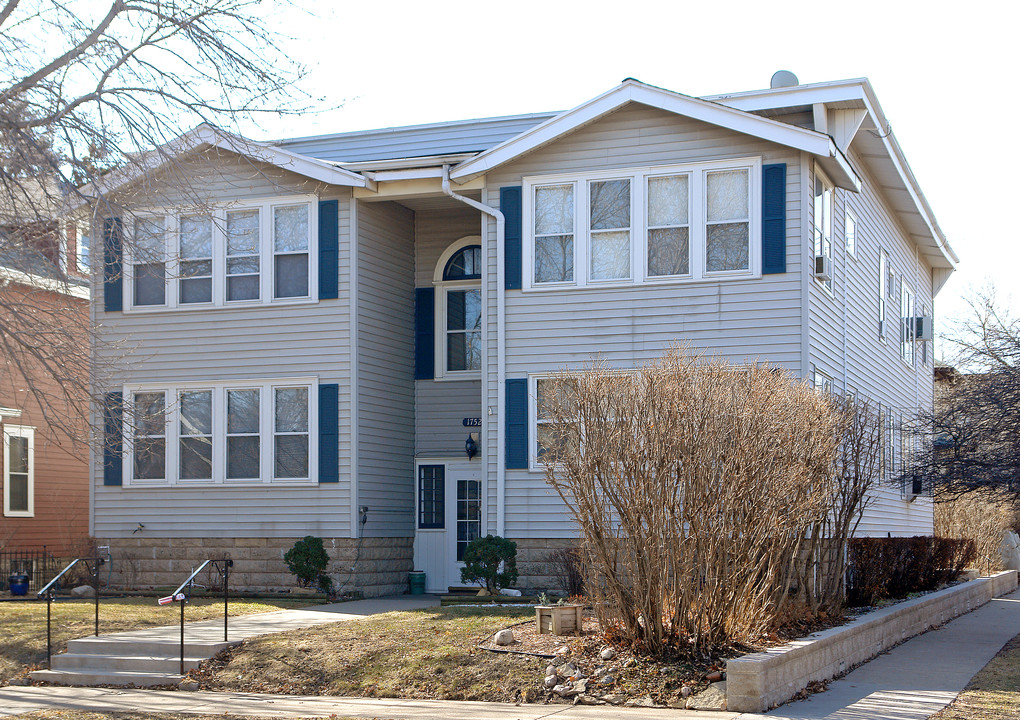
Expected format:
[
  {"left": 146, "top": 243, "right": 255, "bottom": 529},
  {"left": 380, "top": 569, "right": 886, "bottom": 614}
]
[
  {"left": 446, "top": 465, "right": 482, "bottom": 588},
  {"left": 413, "top": 461, "right": 481, "bottom": 593}
]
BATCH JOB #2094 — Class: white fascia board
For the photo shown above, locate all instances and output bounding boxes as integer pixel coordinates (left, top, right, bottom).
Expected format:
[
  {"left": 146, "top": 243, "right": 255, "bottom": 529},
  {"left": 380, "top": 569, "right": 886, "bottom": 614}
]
[
  {"left": 0, "top": 265, "right": 90, "bottom": 298},
  {"left": 364, "top": 167, "right": 445, "bottom": 182},
  {"left": 0, "top": 407, "right": 22, "bottom": 418},
  {"left": 819, "top": 139, "right": 861, "bottom": 192},
  {"left": 339, "top": 153, "right": 477, "bottom": 172},
  {"left": 449, "top": 80, "right": 833, "bottom": 182}
]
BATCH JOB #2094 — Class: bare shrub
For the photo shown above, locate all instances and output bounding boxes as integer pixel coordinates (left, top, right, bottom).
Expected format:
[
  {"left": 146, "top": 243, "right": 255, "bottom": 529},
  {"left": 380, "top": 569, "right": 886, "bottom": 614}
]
[
  {"left": 547, "top": 547, "right": 585, "bottom": 598},
  {"left": 935, "top": 492, "right": 1014, "bottom": 575},
  {"left": 541, "top": 346, "right": 841, "bottom": 654}
]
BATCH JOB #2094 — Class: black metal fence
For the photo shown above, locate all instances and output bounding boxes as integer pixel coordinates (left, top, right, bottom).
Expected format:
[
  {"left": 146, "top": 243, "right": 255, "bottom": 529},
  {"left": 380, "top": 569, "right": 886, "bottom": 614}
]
[{"left": 0, "top": 547, "right": 59, "bottom": 592}]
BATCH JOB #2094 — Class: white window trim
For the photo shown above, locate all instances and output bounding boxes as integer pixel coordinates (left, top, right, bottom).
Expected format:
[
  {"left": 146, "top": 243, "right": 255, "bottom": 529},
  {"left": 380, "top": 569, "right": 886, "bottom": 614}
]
[
  {"left": 76, "top": 222, "right": 91, "bottom": 273},
  {"left": 879, "top": 249, "right": 889, "bottom": 342},
  {"left": 122, "top": 195, "right": 319, "bottom": 312},
  {"left": 3, "top": 424, "right": 34, "bottom": 517},
  {"left": 900, "top": 281, "right": 915, "bottom": 367},
  {"left": 433, "top": 236, "right": 482, "bottom": 381},
  {"left": 813, "top": 166, "right": 834, "bottom": 294},
  {"left": 845, "top": 208, "right": 858, "bottom": 259},
  {"left": 522, "top": 158, "right": 761, "bottom": 291},
  {"left": 123, "top": 377, "right": 319, "bottom": 487}
]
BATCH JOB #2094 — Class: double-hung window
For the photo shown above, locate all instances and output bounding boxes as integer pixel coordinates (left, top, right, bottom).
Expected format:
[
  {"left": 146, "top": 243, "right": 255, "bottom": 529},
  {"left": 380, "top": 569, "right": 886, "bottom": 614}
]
[
  {"left": 124, "top": 197, "right": 316, "bottom": 310},
  {"left": 3, "top": 425, "right": 33, "bottom": 517},
  {"left": 132, "top": 217, "right": 167, "bottom": 306},
  {"left": 524, "top": 158, "right": 759, "bottom": 289},
  {"left": 530, "top": 375, "right": 580, "bottom": 468},
  {"left": 901, "top": 281, "right": 915, "bottom": 365},
  {"left": 813, "top": 170, "right": 834, "bottom": 290},
  {"left": 845, "top": 209, "right": 858, "bottom": 257},
  {"left": 879, "top": 250, "right": 889, "bottom": 340},
  {"left": 125, "top": 379, "right": 316, "bottom": 485}
]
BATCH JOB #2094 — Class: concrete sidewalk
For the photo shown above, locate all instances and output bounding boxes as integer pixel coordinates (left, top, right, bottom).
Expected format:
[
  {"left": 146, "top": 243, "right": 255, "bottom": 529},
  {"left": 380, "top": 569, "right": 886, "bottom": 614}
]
[{"left": 4, "top": 589, "right": 1018, "bottom": 719}]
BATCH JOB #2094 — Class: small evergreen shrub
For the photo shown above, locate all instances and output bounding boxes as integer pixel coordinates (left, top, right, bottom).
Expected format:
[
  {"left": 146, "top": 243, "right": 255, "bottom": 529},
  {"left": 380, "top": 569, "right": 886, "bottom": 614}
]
[
  {"left": 846, "top": 536, "right": 977, "bottom": 606},
  {"left": 283, "top": 536, "right": 332, "bottom": 592},
  {"left": 460, "top": 535, "right": 518, "bottom": 594}
]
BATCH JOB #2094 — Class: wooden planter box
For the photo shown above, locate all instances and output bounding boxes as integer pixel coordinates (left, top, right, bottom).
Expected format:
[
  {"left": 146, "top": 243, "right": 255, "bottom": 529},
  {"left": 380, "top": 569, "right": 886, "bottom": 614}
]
[{"left": 535, "top": 605, "right": 583, "bottom": 636}]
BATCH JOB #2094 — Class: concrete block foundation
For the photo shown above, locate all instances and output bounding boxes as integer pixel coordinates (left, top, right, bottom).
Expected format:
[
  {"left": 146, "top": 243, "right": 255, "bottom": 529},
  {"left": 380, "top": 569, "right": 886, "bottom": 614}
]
[{"left": 98, "top": 536, "right": 413, "bottom": 598}]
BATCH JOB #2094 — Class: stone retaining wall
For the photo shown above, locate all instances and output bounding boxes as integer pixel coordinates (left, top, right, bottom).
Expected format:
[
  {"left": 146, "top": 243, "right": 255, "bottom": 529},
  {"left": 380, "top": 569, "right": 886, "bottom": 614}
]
[
  {"left": 513, "top": 538, "right": 578, "bottom": 594},
  {"left": 725, "top": 570, "right": 1019, "bottom": 713},
  {"left": 98, "top": 536, "right": 413, "bottom": 598}
]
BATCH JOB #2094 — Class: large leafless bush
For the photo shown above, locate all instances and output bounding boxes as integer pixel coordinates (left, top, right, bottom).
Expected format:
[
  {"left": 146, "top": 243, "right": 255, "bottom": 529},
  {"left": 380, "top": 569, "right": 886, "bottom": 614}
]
[
  {"left": 541, "top": 347, "right": 845, "bottom": 655},
  {"left": 935, "top": 492, "right": 1014, "bottom": 575}
]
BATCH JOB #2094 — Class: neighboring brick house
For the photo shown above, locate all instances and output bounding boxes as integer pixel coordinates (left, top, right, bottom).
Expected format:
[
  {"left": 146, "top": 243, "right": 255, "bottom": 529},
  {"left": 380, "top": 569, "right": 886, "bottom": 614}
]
[
  {"left": 0, "top": 216, "right": 91, "bottom": 560},
  {"left": 90, "top": 75, "right": 955, "bottom": 595}
]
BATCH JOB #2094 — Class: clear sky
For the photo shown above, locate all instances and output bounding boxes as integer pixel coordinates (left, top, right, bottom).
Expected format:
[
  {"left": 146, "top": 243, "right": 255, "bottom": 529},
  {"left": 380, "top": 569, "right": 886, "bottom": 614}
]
[{"left": 249, "top": 0, "right": 1018, "bottom": 343}]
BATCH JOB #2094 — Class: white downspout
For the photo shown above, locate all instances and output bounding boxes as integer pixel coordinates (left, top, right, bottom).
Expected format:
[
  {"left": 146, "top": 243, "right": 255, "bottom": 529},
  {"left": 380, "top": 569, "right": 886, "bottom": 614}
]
[{"left": 442, "top": 166, "right": 507, "bottom": 537}]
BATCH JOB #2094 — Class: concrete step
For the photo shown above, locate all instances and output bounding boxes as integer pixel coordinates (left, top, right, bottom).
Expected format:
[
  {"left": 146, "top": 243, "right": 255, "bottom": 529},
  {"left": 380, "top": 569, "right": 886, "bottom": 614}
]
[
  {"left": 50, "top": 653, "right": 205, "bottom": 672},
  {"left": 30, "top": 668, "right": 184, "bottom": 687},
  {"left": 66, "top": 637, "right": 237, "bottom": 657}
]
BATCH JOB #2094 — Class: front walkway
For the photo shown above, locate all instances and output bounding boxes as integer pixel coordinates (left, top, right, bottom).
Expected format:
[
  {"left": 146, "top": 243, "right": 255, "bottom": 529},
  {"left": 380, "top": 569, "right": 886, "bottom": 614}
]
[{"left": 3, "top": 590, "right": 1018, "bottom": 719}]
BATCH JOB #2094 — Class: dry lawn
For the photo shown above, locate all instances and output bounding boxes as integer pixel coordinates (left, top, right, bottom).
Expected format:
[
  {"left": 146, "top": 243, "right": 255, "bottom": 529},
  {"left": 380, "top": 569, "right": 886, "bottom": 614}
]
[
  {"left": 195, "top": 606, "right": 547, "bottom": 702},
  {"left": 0, "top": 597, "right": 312, "bottom": 683},
  {"left": 11, "top": 713, "right": 349, "bottom": 720},
  {"left": 932, "top": 632, "right": 1020, "bottom": 720}
]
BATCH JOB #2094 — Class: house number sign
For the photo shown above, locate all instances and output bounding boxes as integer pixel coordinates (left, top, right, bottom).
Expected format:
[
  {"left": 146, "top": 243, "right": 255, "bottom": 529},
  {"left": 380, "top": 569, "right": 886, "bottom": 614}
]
[{"left": 462, "top": 418, "right": 482, "bottom": 427}]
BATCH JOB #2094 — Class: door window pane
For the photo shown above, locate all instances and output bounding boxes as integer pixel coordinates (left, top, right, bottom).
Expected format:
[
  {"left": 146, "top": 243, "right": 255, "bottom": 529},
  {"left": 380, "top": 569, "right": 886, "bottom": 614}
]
[
  {"left": 456, "top": 479, "right": 481, "bottom": 561},
  {"left": 418, "top": 465, "right": 445, "bottom": 529}
]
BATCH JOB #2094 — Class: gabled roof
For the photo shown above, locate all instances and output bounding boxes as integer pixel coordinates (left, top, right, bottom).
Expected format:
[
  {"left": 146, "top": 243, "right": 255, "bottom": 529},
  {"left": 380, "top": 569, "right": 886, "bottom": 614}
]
[
  {"left": 449, "top": 79, "right": 860, "bottom": 191},
  {"left": 705, "top": 78, "right": 957, "bottom": 273},
  {"left": 79, "top": 124, "right": 368, "bottom": 204}
]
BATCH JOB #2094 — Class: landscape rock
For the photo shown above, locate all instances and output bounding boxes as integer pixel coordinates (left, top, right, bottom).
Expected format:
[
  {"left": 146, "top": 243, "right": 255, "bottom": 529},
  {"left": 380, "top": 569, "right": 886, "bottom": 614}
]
[
  {"left": 624, "top": 695, "right": 656, "bottom": 708},
  {"left": 178, "top": 680, "right": 199, "bottom": 691},
  {"left": 576, "top": 694, "right": 604, "bottom": 705},
  {"left": 7, "top": 677, "right": 30, "bottom": 686},
  {"left": 592, "top": 666, "right": 607, "bottom": 678},
  {"left": 680, "top": 685, "right": 692, "bottom": 698},
  {"left": 502, "top": 588, "right": 522, "bottom": 596},
  {"left": 623, "top": 657, "right": 638, "bottom": 668},
  {"left": 476, "top": 588, "right": 491, "bottom": 597},
  {"left": 559, "top": 662, "right": 578, "bottom": 676},
  {"left": 597, "top": 674, "right": 615, "bottom": 686},
  {"left": 545, "top": 664, "right": 558, "bottom": 677},
  {"left": 705, "top": 670, "right": 724, "bottom": 682},
  {"left": 494, "top": 629, "right": 515, "bottom": 646},
  {"left": 599, "top": 647, "right": 616, "bottom": 661},
  {"left": 554, "top": 645, "right": 570, "bottom": 656},
  {"left": 70, "top": 585, "right": 96, "bottom": 598},
  {"left": 686, "top": 681, "right": 726, "bottom": 711},
  {"left": 544, "top": 674, "right": 559, "bottom": 688},
  {"left": 552, "top": 683, "right": 573, "bottom": 697}
]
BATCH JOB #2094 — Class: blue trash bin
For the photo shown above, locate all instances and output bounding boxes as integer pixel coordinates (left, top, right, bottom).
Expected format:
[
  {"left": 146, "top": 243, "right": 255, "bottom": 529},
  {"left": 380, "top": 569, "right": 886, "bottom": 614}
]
[{"left": 8, "top": 572, "right": 29, "bottom": 596}]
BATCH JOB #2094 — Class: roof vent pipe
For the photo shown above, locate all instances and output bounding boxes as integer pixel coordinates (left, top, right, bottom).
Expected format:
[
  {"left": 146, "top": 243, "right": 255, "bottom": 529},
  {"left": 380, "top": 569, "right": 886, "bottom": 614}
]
[{"left": 770, "top": 70, "right": 799, "bottom": 89}]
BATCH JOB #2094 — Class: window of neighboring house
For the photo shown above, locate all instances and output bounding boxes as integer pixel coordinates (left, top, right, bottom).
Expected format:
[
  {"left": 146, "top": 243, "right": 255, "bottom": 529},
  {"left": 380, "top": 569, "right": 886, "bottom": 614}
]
[
  {"left": 813, "top": 169, "right": 834, "bottom": 291},
  {"left": 179, "top": 215, "right": 213, "bottom": 304},
  {"left": 124, "top": 197, "right": 315, "bottom": 310},
  {"left": 132, "top": 217, "right": 167, "bottom": 306},
  {"left": 879, "top": 250, "right": 889, "bottom": 340},
  {"left": 132, "top": 391, "right": 167, "bottom": 482},
  {"left": 901, "top": 281, "right": 915, "bottom": 365},
  {"left": 417, "top": 464, "right": 445, "bottom": 529},
  {"left": 812, "top": 368, "right": 833, "bottom": 395},
  {"left": 273, "top": 205, "right": 310, "bottom": 299},
  {"left": 3, "top": 425, "right": 33, "bottom": 517},
  {"left": 435, "top": 241, "right": 482, "bottom": 377},
  {"left": 525, "top": 158, "right": 758, "bottom": 289},
  {"left": 845, "top": 209, "right": 857, "bottom": 257},
  {"left": 126, "top": 379, "right": 315, "bottom": 485},
  {"left": 77, "top": 227, "right": 90, "bottom": 272}
]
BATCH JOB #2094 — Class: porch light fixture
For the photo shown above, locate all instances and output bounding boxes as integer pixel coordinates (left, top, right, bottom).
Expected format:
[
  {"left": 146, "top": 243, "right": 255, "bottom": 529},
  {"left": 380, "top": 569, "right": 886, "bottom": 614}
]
[{"left": 466, "top": 432, "right": 479, "bottom": 460}]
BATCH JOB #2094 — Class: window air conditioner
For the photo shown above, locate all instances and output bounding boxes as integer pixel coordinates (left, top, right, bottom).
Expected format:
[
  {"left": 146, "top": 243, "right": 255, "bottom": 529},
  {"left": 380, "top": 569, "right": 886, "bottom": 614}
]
[
  {"left": 813, "top": 255, "right": 832, "bottom": 281},
  {"left": 915, "top": 316, "right": 934, "bottom": 341}
]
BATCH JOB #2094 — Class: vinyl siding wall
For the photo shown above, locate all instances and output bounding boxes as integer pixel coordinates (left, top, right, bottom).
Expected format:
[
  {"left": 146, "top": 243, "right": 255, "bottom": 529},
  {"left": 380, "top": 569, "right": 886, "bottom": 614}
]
[
  {"left": 482, "top": 104, "right": 805, "bottom": 538},
  {"left": 356, "top": 201, "right": 416, "bottom": 537},
  {"left": 414, "top": 207, "right": 483, "bottom": 458},
  {"left": 93, "top": 153, "right": 355, "bottom": 538},
  {"left": 807, "top": 146, "right": 936, "bottom": 535}
]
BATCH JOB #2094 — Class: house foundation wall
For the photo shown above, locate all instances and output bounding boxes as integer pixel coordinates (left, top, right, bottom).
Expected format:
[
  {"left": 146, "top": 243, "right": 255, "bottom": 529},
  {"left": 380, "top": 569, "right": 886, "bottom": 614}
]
[
  {"left": 513, "top": 538, "right": 580, "bottom": 595},
  {"left": 97, "top": 536, "right": 413, "bottom": 598}
]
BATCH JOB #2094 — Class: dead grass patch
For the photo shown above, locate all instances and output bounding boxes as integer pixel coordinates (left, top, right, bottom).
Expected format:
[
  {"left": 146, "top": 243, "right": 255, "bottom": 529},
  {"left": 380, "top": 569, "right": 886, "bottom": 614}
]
[
  {"left": 0, "top": 597, "right": 313, "bottom": 683},
  {"left": 194, "top": 606, "right": 547, "bottom": 702},
  {"left": 931, "top": 632, "right": 1020, "bottom": 720}
]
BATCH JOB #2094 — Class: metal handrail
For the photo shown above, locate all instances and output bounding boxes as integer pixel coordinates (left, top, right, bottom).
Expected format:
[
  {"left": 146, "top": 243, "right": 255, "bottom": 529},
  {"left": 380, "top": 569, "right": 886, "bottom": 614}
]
[
  {"left": 159, "top": 557, "right": 232, "bottom": 675},
  {"left": 36, "top": 556, "right": 105, "bottom": 668}
]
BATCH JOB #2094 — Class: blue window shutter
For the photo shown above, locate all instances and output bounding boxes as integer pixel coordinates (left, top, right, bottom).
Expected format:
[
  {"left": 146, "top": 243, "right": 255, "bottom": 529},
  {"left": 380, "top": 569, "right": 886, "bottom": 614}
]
[
  {"left": 103, "top": 217, "right": 123, "bottom": 312},
  {"left": 506, "top": 378, "right": 528, "bottom": 469},
  {"left": 414, "top": 287, "right": 435, "bottom": 380},
  {"left": 762, "top": 164, "right": 787, "bottom": 274},
  {"left": 103, "top": 392, "right": 123, "bottom": 486},
  {"left": 318, "top": 383, "right": 339, "bottom": 483},
  {"left": 501, "top": 186, "right": 522, "bottom": 290},
  {"left": 318, "top": 199, "right": 339, "bottom": 300}
]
